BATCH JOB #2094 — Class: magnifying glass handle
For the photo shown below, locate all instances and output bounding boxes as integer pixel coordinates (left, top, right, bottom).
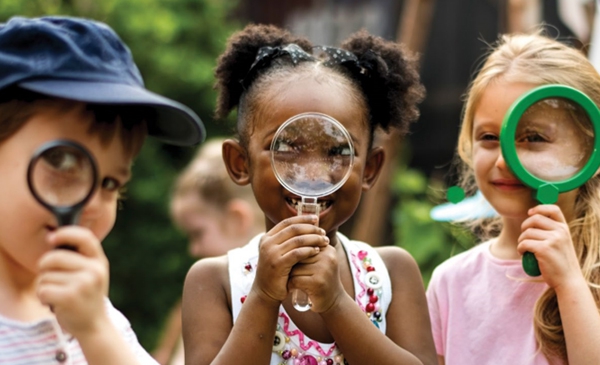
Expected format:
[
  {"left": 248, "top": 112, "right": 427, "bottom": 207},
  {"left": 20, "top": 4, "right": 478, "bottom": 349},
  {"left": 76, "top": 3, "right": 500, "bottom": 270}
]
[
  {"left": 291, "top": 199, "right": 321, "bottom": 312},
  {"left": 523, "top": 251, "right": 541, "bottom": 276},
  {"left": 291, "top": 289, "right": 312, "bottom": 312},
  {"left": 54, "top": 208, "right": 82, "bottom": 251}
]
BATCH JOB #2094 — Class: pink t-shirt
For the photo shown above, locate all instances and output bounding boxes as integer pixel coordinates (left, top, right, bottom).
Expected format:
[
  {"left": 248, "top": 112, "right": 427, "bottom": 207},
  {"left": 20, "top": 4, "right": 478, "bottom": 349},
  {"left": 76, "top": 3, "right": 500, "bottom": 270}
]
[{"left": 426, "top": 240, "right": 559, "bottom": 365}]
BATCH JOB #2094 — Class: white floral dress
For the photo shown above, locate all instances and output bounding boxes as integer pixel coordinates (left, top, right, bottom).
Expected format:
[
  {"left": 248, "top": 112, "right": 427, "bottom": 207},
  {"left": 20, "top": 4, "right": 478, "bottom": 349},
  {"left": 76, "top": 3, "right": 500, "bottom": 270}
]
[{"left": 228, "top": 233, "right": 392, "bottom": 365}]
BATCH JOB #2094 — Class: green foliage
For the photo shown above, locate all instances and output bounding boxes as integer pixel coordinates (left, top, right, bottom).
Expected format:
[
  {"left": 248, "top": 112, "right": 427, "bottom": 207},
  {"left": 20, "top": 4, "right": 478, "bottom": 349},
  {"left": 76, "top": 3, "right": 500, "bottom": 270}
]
[
  {"left": 391, "top": 164, "right": 476, "bottom": 286},
  {"left": 0, "top": 0, "right": 240, "bottom": 350}
]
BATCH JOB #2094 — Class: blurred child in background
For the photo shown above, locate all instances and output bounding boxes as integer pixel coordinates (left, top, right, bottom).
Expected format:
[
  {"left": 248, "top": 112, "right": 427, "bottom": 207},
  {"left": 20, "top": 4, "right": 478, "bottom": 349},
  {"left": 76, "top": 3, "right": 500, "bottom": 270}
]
[{"left": 152, "top": 138, "right": 264, "bottom": 365}]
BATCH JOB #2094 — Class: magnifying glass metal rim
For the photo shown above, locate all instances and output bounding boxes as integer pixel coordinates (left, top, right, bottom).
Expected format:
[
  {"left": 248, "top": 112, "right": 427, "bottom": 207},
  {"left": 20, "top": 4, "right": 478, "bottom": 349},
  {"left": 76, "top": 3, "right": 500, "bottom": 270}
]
[
  {"left": 27, "top": 139, "right": 99, "bottom": 221},
  {"left": 500, "top": 84, "right": 600, "bottom": 193},
  {"left": 270, "top": 112, "right": 355, "bottom": 198}
]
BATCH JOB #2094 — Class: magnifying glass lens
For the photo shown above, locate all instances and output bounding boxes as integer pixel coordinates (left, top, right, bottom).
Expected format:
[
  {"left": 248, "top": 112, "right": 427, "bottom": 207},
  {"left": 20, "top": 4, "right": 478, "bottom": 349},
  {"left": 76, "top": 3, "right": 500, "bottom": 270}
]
[
  {"left": 272, "top": 115, "right": 353, "bottom": 197},
  {"left": 30, "top": 145, "right": 96, "bottom": 207},
  {"left": 515, "top": 97, "right": 595, "bottom": 181}
]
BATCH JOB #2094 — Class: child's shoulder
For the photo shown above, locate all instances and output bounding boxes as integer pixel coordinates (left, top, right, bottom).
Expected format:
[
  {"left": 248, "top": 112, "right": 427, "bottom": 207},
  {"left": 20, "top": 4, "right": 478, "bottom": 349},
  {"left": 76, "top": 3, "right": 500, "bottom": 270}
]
[
  {"left": 374, "top": 245, "right": 419, "bottom": 268},
  {"left": 374, "top": 245, "right": 423, "bottom": 282},
  {"left": 186, "top": 254, "right": 229, "bottom": 279},
  {"left": 184, "top": 254, "right": 230, "bottom": 292}
]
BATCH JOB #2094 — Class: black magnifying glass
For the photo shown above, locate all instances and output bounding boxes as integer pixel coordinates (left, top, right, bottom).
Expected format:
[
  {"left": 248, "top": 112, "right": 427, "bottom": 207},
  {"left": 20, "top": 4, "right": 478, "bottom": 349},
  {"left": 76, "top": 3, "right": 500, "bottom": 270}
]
[
  {"left": 500, "top": 84, "right": 600, "bottom": 276},
  {"left": 271, "top": 112, "right": 355, "bottom": 311},
  {"left": 27, "top": 139, "right": 98, "bottom": 249}
]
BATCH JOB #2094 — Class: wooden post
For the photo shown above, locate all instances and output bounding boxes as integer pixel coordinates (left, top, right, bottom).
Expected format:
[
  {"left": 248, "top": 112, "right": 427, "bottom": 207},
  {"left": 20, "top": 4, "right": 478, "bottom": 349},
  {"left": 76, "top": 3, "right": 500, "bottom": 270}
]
[{"left": 350, "top": 0, "right": 436, "bottom": 246}]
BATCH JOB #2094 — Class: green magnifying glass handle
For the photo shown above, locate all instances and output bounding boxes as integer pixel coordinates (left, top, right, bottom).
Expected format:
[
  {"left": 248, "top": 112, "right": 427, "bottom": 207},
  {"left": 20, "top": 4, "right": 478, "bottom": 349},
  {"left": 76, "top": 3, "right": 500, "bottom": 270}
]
[{"left": 522, "top": 251, "right": 541, "bottom": 276}]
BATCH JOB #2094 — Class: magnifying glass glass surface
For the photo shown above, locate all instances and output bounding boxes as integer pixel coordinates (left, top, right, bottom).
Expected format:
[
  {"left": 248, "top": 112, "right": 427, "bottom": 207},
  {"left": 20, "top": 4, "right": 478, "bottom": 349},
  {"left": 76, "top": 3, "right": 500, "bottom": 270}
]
[
  {"left": 514, "top": 98, "right": 594, "bottom": 183},
  {"left": 28, "top": 140, "right": 98, "bottom": 229},
  {"left": 271, "top": 112, "right": 354, "bottom": 199},
  {"left": 271, "top": 112, "right": 354, "bottom": 311}
]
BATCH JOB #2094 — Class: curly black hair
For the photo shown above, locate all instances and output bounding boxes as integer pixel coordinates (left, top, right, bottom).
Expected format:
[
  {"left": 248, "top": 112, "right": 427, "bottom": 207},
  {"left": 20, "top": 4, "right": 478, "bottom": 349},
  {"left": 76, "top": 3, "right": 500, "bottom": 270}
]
[{"left": 214, "top": 24, "right": 424, "bottom": 140}]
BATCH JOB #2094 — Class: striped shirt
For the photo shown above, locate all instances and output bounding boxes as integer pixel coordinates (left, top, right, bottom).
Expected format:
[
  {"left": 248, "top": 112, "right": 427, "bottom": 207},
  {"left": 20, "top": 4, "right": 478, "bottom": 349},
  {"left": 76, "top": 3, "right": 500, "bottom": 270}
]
[{"left": 0, "top": 299, "right": 158, "bottom": 365}]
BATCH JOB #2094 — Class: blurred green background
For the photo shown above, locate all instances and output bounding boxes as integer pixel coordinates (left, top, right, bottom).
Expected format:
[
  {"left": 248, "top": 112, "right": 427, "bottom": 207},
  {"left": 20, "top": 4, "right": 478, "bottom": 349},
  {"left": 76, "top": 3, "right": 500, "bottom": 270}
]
[{"left": 0, "top": 0, "right": 477, "bottom": 352}]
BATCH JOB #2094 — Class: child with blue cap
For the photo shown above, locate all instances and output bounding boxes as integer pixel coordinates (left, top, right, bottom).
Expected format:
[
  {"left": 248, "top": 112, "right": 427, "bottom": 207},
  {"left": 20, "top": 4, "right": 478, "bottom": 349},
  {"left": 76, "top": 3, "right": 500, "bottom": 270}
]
[{"left": 0, "top": 16, "right": 204, "bottom": 364}]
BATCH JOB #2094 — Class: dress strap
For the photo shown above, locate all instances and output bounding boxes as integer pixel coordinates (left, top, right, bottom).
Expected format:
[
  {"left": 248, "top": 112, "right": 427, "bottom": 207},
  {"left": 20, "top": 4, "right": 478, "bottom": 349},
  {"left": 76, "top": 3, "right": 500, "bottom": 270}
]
[
  {"left": 228, "top": 233, "right": 262, "bottom": 324},
  {"left": 338, "top": 233, "right": 392, "bottom": 334}
]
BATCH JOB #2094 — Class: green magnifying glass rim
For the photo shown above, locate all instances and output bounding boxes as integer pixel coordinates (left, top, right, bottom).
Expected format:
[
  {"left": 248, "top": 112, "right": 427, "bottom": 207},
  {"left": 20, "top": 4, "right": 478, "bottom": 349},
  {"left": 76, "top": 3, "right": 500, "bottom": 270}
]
[{"left": 500, "top": 84, "right": 600, "bottom": 194}]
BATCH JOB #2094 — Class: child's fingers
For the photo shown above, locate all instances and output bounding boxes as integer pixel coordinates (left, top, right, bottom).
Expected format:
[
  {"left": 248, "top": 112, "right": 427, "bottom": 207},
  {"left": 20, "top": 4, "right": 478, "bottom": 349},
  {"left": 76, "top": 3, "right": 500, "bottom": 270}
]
[
  {"left": 260, "top": 220, "right": 329, "bottom": 254},
  {"left": 47, "top": 226, "right": 106, "bottom": 259},
  {"left": 37, "top": 271, "right": 73, "bottom": 286},
  {"left": 518, "top": 227, "right": 549, "bottom": 245},
  {"left": 263, "top": 232, "right": 328, "bottom": 269},
  {"left": 263, "top": 215, "right": 320, "bottom": 237},
  {"left": 37, "top": 282, "right": 70, "bottom": 307},
  {"left": 521, "top": 214, "right": 562, "bottom": 233},
  {"left": 38, "top": 251, "right": 107, "bottom": 282},
  {"left": 517, "top": 238, "right": 541, "bottom": 256},
  {"left": 518, "top": 223, "right": 569, "bottom": 255},
  {"left": 38, "top": 249, "right": 89, "bottom": 272},
  {"left": 527, "top": 204, "right": 567, "bottom": 223},
  {"left": 278, "top": 232, "right": 330, "bottom": 252},
  {"left": 37, "top": 262, "right": 108, "bottom": 310},
  {"left": 282, "top": 246, "right": 322, "bottom": 264}
]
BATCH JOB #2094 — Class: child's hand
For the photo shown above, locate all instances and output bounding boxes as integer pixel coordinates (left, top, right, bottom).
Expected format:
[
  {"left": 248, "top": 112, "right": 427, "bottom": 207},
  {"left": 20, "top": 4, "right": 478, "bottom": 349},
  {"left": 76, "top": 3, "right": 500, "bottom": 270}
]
[
  {"left": 36, "top": 226, "right": 110, "bottom": 338},
  {"left": 517, "top": 204, "right": 582, "bottom": 289},
  {"left": 252, "top": 215, "right": 329, "bottom": 305},
  {"left": 288, "top": 243, "right": 345, "bottom": 313}
]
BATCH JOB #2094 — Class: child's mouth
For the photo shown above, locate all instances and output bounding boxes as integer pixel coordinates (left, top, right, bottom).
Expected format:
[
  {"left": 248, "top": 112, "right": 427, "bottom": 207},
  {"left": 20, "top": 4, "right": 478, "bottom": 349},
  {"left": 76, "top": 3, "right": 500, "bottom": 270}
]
[{"left": 286, "top": 197, "right": 332, "bottom": 212}]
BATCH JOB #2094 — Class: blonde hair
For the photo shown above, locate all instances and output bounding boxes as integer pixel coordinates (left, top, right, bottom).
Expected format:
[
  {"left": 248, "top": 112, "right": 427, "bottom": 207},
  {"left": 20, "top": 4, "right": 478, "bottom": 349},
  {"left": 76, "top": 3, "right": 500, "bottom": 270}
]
[
  {"left": 171, "top": 138, "right": 263, "bottom": 226},
  {"left": 456, "top": 32, "right": 600, "bottom": 361}
]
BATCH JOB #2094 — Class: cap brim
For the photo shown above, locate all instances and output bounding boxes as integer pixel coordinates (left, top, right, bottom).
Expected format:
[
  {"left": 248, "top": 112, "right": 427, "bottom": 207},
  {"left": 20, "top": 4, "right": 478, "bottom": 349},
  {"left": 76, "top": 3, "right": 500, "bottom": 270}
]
[
  {"left": 430, "top": 191, "right": 497, "bottom": 222},
  {"left": 18, "top": 80, "right": 205, "bottom": 146}
]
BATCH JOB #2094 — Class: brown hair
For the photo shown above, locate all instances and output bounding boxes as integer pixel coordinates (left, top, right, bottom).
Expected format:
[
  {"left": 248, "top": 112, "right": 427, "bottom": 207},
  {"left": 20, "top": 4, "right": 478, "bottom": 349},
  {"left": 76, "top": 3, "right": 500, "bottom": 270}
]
[
  {"left": 213, "top": 24, "right": 424, "bottom": 147},
  {"left": 0, "top": 87, "right": 148, "bottom": 157}
]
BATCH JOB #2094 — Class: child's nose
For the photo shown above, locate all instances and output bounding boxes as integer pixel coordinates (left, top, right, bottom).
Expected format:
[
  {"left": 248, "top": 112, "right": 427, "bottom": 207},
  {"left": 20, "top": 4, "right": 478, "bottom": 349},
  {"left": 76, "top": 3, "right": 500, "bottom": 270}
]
[{"left": 495, "top": 152, "right": 508, "bottom": 170}]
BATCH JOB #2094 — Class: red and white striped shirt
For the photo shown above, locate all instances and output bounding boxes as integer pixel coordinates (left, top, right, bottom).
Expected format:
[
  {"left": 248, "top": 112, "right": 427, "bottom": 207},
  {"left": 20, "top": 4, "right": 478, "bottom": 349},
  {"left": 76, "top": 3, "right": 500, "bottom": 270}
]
[{"left": 0, "top": 299, "right": 158, "bottom": 365}]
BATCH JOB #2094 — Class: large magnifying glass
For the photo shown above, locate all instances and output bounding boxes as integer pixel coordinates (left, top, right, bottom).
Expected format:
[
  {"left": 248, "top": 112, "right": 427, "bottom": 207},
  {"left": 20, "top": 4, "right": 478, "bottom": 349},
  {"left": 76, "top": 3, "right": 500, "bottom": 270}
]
[
  {"left": 28, "top": 140, "right": 98, "bottom": 249},
  {"left": 271, "top": 112, "right": 355, "bottom": 311},
  {"left": 500, "top": 84, "right": 600, "bottom": 276}
]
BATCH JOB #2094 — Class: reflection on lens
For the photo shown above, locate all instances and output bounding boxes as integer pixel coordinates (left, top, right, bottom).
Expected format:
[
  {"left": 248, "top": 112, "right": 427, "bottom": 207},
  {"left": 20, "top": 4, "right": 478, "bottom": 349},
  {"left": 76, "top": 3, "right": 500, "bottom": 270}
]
[
  {"left": 516, "top": 97, "right": 594, "bottom": 182},
  {"left": 271, "top": 113, "right": 354, "bottom": 197},
  {"left": 30, "top": 145, "right": 95, "bottom": 207}
]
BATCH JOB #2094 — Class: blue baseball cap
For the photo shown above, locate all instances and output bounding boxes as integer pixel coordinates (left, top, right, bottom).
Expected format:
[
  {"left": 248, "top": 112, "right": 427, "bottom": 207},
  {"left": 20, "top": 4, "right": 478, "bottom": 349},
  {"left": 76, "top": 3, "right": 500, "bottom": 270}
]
[{"left": 0, "top": 16, "right": 205, "bottom": 146}]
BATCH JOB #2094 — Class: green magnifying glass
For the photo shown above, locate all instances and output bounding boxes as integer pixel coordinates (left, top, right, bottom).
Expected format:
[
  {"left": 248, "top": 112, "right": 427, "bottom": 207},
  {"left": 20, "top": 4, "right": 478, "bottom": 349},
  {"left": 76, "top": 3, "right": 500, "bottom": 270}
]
[{"left": 500, "top": 84, "right": 600, "bottom": 276}]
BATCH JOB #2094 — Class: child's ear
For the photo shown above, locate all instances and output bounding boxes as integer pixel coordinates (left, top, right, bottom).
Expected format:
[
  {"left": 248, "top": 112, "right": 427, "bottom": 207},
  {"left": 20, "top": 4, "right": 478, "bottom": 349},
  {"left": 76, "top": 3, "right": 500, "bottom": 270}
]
[
  {"left": 362, "top": 146, "right": 385, "bottom": 191},
  {"left": 222, "top": 139, "right": 250, "bottom": 186}
]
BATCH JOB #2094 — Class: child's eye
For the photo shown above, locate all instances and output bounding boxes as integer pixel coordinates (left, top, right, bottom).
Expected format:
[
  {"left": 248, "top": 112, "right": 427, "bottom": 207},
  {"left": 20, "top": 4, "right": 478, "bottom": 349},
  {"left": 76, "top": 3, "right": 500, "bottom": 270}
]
[
  {"left": 329, "top": 144, "right": 352, "bottom": 156},
  {"left": 101, "top": 177, "right": 121, "bottom": 192},
  {"left": 479, "top": 133, "right": 498, "bottom": 141},
  {"left": 517, "top": 132, "right": 548, "bottom": 143},
  {"left": 273, "top": 139, "right": 295, "bottom": 152},
  {"left": 43, "top": 148, "right": 80, "bottom": 171}
]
